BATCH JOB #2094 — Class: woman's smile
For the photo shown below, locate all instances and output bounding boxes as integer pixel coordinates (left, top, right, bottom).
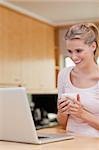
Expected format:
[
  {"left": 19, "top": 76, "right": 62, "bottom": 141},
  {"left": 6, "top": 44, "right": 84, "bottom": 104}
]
[{"left": 74, "top": 59, "right": 82, "bottom": 65}]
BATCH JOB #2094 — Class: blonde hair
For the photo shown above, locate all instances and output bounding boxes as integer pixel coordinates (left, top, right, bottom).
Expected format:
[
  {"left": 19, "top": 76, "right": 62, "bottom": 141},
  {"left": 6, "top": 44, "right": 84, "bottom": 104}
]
[{"left": 64, "top": 23, "right": 99, "bottom": 63}]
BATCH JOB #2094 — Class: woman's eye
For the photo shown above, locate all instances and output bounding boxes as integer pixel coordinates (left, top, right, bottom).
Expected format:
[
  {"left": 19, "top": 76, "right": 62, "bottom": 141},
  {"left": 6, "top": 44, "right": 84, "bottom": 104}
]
[
  {"left": 76, "top": 49, "right": 82, "bottom": 53},
  {"left": 67, "top": 50, "right": 72, "bottom": 53}
]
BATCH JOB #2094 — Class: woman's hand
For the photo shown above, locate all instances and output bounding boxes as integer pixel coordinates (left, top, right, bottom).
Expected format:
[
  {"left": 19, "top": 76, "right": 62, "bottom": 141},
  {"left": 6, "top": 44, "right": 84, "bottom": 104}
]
[
  {"left": 68, "top": 94, "right": 85, "bottom": 118},
  {"left": 57, "top": 97, "right": 71, "bottom": 128},
  {"left": 57, "top": 97, "right": 71, "bottom": 115},
  {"left": 58, "top": 94, "right": 99, "bottom": 130}
]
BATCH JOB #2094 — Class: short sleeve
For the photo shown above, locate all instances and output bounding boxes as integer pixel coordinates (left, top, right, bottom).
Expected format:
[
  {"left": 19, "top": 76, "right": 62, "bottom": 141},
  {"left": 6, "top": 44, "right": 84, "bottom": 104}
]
[
  {"left": 57, "top": 68, "right": 67, "bottom": 98},
  {"left": 57, "top": 67, "right": 74, "bottom": 99},
  {"left": 57, "top": 71, "right": 63, "bottom": 98}
]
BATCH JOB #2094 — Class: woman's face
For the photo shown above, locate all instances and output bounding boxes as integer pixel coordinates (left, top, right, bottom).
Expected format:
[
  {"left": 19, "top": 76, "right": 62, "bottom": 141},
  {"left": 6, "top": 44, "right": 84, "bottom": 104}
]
[{"left": 66, "top": 39, "right": 95, "bottom": 69}]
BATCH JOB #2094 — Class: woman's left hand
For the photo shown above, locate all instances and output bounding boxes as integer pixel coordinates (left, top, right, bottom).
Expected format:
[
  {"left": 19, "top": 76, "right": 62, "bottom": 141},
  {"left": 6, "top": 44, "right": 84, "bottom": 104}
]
[
  {"left": 68, "top": 95, "right": 99, "bottom": 130},
  {"left": 68, "top": 94, "right": 85, "bottom": 118}
]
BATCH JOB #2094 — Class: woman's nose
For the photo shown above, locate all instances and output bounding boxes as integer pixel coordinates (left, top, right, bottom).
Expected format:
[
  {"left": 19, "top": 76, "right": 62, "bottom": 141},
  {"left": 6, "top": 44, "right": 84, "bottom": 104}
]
[{"left": 71, "top": 53, "right": 78, "bottom": 61}]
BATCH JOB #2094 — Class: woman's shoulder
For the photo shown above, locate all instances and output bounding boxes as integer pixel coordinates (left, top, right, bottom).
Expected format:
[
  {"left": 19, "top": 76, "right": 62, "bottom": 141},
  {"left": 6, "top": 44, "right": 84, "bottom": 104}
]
[{"left": 58, "top": 66, "right": 74, "bottom": 77}]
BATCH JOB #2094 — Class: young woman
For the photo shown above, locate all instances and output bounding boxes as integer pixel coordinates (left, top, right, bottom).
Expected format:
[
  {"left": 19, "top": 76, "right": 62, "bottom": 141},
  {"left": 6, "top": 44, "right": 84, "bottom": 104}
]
[{"left": 57, "top": 23, "right": 99, "bottom": 137}]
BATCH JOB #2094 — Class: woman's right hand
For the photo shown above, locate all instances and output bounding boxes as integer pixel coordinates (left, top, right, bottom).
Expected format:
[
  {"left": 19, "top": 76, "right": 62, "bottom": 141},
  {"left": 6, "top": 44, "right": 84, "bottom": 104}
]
[{"left": 57, "top": 97, "right": 71, "bottom": 115}]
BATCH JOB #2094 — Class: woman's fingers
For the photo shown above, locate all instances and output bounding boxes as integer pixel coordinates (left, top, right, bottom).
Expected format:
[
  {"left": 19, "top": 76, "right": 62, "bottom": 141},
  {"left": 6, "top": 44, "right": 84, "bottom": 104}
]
[
  {"left": 69, "top": 104, "right": 79, "bottom": 112},
  {"left": 59, "top": 104, "right": 70, "bottom": 113},
  {"left": 68, "top": 100, "right": 84, "bottom": 117},
  {"left": 57, "top": 95, "right": 80, "bottom": 114},
  {"left": 77, "top": 94, "right": 80, "bottom": 101},
  {"left": 57, "top": 99, "right": 71, "bottom": 113}
]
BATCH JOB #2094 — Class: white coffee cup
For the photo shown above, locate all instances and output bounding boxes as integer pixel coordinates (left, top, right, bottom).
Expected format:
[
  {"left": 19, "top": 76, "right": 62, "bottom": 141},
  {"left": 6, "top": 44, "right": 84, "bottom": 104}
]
[
  {"left": 61, "top": 93, "right": 78, "bottom": 114},
  {"left": 61, "top": 93, "right": 77, "bottom": 101}
]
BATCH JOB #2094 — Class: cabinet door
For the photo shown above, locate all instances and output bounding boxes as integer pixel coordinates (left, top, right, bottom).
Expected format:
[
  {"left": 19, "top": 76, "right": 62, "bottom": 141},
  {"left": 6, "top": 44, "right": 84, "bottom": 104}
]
[
  {"left": 21, "top": 22, "right": 55, "bottom": 92},
  {"left": 38, "top": 26, "right": 55, "bottom": 89},
  {"left": 0, "top": 8, "right": 22, "bottom": 86},
  {"left": 0, "top": 48, "right": 21, "bottom": 86}
]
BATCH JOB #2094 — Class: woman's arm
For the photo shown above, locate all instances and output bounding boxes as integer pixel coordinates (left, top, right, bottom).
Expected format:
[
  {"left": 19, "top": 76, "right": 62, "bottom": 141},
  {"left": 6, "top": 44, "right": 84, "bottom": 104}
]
[
  {"left": 57, "top": 68, "right": 71, "bottom": 129},
  {"left": 57, "top": 111, "right": 69, "bottom": 129},
  {"left": 57, "top": 98, "right": 70, "bottom": 129},
  {"left": 80, "top": 109, "right": 99, "bottom": 130},
  {"left": 68, "top": 95, "right": 99, "bottom": 130}
]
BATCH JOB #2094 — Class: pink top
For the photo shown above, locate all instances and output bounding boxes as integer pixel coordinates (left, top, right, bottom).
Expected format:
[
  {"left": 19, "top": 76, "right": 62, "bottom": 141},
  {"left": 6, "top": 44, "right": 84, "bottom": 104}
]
[{"left": 58, "top": 67, "right": 99, "bottom": 137}]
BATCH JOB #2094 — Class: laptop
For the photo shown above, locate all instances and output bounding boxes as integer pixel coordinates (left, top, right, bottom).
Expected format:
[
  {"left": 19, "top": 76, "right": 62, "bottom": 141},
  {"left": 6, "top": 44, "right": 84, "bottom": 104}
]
[{"left": 0, "top": 87, "right": 74, "bottom": 144}]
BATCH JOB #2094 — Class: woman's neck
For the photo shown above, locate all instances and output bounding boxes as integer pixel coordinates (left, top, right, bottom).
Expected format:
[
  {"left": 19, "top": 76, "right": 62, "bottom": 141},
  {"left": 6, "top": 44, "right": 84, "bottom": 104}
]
[{"left": 73, "top": 62, "right": 98, "bottom": 76}]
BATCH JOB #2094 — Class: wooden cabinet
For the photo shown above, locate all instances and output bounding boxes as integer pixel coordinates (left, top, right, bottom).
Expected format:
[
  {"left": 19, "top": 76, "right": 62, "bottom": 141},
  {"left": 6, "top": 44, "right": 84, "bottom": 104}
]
[
  {"left": 0, "top": 5, "right": 56, "bottom": 93},
  {"left": 0, "top": 7, "right": 22, "bottom": 86}
]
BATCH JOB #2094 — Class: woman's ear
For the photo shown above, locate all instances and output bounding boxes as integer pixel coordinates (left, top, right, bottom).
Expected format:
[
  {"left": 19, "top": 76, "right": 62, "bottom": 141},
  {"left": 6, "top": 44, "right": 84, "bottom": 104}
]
[{"left": 91, "top": 41, "right": 97, "bottom": 52}]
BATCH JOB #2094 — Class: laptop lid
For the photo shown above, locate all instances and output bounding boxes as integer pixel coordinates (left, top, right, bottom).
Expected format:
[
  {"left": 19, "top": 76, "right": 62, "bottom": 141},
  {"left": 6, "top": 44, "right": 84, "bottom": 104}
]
[{"left": 0, "top": 87, "right": 74, "bottom": 144}]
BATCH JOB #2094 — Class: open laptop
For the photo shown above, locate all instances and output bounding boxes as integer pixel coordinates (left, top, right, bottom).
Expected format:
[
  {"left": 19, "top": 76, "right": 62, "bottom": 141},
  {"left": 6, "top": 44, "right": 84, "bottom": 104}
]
[{"left": 0, "top": 87, "right": 74, "bottom": 144}]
